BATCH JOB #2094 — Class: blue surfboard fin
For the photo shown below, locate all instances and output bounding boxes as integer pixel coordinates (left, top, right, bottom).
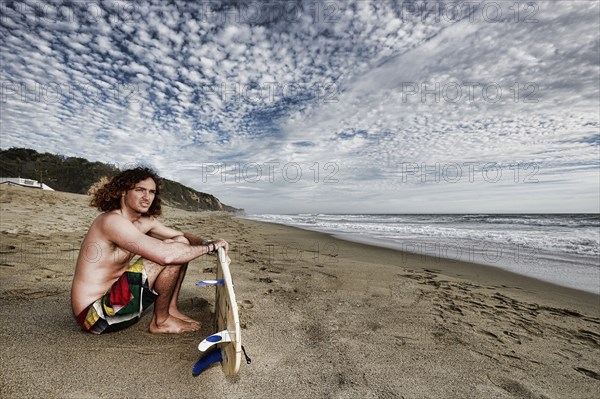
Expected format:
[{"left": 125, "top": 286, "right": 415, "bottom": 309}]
[
  {"left": 196, "top": 279, "right": 224, "bottom": 287},
  {"left": 198, "top": 329, "right": 234, "bottom": 352},
  {"left": 192, "top": 348, "right": 222, "bottom": 376}
]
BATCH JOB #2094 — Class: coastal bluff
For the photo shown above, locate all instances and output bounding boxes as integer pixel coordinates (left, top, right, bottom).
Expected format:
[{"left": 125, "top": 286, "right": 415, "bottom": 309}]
[{"left": 0, "top": 147, "right": 240, "bottom": 212}]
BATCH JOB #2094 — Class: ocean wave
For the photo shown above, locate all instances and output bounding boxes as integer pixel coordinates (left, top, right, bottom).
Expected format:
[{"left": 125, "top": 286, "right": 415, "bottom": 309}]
[{"left": 244, "top": 214, "right": 600, "bottom": 256}]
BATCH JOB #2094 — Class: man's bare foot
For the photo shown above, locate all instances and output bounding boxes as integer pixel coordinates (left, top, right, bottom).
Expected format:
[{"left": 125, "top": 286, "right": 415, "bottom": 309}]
[
  {"left": 149, "top": 315, "right": 200, "bottom": 334},
  {"left": 169, "top": 308, "right": 201, "bottom": 326}
]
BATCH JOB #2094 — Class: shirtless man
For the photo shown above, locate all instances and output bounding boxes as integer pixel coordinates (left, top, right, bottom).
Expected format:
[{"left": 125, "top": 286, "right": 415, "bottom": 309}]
[{"left": 71, "top": 167, "right": 228, "bottom": 334}]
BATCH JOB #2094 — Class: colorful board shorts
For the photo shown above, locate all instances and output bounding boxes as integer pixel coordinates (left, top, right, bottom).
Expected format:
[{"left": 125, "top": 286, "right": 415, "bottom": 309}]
[{"left": 76, "top": 258, "right": 158, "bottom": 334}]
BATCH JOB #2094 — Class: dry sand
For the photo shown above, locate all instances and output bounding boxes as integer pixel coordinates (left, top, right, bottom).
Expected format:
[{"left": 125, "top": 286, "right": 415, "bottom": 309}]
[{"left": 1, "top": 184, "right": 599, "bottom": 399}]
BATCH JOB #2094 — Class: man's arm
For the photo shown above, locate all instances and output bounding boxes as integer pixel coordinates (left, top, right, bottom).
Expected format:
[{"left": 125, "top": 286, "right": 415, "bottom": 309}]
[
  {"left": 147, "top": 219, "right": 194, "bottom": 240},
  {"left": 102, "top": 214, "right": 211, "bottom": 265},
  {"left": 148, "top": 218, "right": 228, "bottom": 250}
]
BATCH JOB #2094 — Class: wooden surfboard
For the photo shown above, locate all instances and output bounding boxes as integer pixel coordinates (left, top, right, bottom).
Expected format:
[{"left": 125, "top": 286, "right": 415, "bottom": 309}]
[{"left": 196, "top": 248, "right": 242, "bottom": 375}]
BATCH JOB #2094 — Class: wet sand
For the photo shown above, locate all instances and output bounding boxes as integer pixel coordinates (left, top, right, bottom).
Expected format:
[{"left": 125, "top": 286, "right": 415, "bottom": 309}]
[{"left": 1, "top": 184, "right": 599, "bottom": 398}]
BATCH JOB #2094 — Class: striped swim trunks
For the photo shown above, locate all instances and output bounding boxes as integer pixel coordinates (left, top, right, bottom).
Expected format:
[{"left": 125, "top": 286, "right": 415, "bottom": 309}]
[{"left": 76, "top": 258, "right": 158, "bottom": 334}]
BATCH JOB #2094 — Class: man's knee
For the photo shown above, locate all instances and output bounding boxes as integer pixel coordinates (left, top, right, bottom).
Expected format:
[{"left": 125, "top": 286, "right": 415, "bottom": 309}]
[{"left": 141, "top": 258, "right": 180, "bottom": 289}]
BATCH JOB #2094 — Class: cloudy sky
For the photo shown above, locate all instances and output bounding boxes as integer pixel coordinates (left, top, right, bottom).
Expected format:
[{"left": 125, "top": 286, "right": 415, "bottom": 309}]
[{"left": 1, "top": 0, "right": 598, "bottom": 213}]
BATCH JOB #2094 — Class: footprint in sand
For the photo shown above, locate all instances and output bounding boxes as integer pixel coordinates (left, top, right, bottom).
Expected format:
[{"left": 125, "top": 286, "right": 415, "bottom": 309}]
[
  {"left": 573, "top": 367, "right": 600, "bottom": 381},
  {"left": 478, "top": 329, "right": 504, "bottom": 343},
  {"left": 393, "top": 335, "right": 409, "bottom": 347},
  {"left": 556, "top": 348, "right": 582, "bottom": 360},
  {"left": 487, "top": 375, "right": 548, "bottom": 398},
  {"left": 240, "top": 299, "right": 254, "bottom": 309},
  {"left": 502, "top": 330, "right": 523, "bottom": 345},
  {"left": 573, "top": 329, "right": 600, "bottom": 348}
]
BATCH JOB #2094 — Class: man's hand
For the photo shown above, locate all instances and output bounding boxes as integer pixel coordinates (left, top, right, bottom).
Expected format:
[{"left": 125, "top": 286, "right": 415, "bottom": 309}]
[
  {"left": 201, "top": 238, "right": 229, "bottom": 254},
  {"left": 211, "top": 239, "right": 229, "bottom": 252}
]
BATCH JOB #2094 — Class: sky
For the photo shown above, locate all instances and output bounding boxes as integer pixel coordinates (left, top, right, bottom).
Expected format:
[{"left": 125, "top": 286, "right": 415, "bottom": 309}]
[{"left": 1, "top": 0, "right": 599, "bottom": 214}]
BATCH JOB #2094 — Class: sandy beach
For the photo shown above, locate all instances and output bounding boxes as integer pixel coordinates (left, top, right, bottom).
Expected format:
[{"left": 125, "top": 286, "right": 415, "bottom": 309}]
[{"left": 1, "top": 184, "right": 599, "bottom": 399}]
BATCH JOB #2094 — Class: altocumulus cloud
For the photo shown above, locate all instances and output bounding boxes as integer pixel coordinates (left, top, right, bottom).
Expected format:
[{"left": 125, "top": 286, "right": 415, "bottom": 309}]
[{"left": 0, "top": 0, "right": 598, "bottom": 213}]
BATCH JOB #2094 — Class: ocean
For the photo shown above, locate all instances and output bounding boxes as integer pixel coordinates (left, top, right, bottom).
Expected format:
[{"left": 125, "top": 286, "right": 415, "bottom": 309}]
[{"left": 242, "top": 214, "right": 600, "bottom": 294}]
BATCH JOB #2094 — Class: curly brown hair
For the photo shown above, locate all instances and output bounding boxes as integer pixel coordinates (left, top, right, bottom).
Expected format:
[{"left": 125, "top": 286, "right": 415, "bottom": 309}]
[{"left": 91, "top": 167, "right": 162, "bottom": 216}]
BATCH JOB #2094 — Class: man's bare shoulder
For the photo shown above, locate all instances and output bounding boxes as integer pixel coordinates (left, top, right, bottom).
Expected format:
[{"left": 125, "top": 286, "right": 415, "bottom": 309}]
[
  {"left": 90, "top": 211, "right": 134, "bottom": 235},
  {"left": 90, "top": 212, "right": 160, "bottom": 237},
  {"left": 94, "top": 210, "right": 127, "bottom": 226}
]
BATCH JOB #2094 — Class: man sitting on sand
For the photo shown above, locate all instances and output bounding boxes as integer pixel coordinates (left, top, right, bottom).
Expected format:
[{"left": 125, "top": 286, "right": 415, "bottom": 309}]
[{"left": 71, "top": 167, "right": 228, "bottom": 334}]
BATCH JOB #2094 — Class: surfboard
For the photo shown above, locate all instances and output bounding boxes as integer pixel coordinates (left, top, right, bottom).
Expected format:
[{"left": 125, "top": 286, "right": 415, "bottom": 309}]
[{"left": 194, "top": 247, "right": 242, "bottom": 376}]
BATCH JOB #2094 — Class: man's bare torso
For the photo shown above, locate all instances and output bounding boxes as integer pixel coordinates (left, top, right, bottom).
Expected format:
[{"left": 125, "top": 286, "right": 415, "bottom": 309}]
[{"left": 71, "top": 211, "right": 154, "bottom": 316}]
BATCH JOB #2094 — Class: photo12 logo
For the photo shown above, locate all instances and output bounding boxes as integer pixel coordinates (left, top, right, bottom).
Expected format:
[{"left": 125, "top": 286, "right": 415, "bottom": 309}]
[
  {"left": 400, "top": 82, "right": 539, "bottom": 104},
  {"left": 0, "top": 242, "right": 77, "bottom": 264},
  {"left": 203, "top": 81, "right": 339, "bottom": 105},
  {"left": 0, "top": 1, "right": 140, "bottom": 26},
  {"left": 397, "top": 240, "right": 541, "bottom": 266},
  {"left": 1, "top": 81, "right": 141, "bottom": 104},
  {"left": 200, "top": 162, "right": 340, "bottom": 184},
  {"left": 193, "top": 1, "right": 342, "bottom": 24},
  {"left": 392, "top": 162, "right": 540, "bottom": 184},
  {"left": 399, "top": 1, "right": 540, "bottom": 24}
]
